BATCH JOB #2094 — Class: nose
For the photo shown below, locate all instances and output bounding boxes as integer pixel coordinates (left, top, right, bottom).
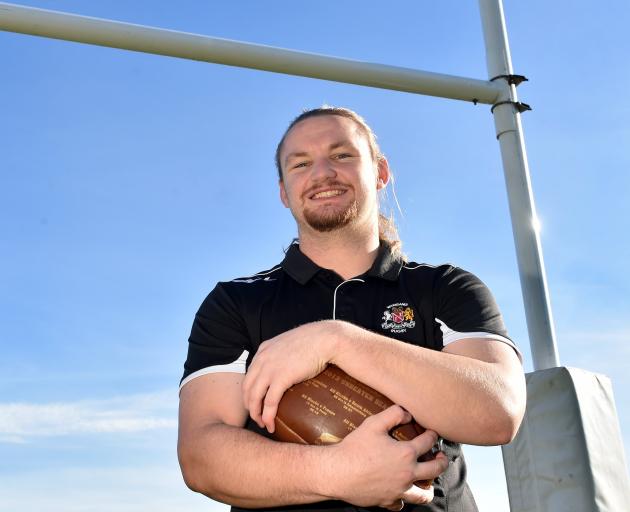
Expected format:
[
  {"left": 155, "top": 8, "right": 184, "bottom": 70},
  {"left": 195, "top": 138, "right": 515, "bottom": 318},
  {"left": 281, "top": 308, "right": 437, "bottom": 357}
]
[{"left": 310, "top": 156, "right": 337, "bottom": 182}]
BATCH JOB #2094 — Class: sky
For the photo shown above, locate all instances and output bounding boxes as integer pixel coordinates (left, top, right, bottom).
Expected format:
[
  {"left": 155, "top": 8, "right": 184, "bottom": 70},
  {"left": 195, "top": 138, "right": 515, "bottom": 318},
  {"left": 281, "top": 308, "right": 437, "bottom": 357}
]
[{"left": 1, "top": 1, "right": 629, "bottom": 510}]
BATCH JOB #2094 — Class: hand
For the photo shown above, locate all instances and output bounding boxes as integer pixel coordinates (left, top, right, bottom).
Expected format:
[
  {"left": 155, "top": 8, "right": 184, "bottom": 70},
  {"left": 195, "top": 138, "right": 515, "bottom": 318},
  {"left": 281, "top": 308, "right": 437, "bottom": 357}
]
[
  {"left": 325, "top": 405, "right": 449, "bottom": 509},
  {"left": 242, "top": 321, "right": 342, "bottom": 432}
]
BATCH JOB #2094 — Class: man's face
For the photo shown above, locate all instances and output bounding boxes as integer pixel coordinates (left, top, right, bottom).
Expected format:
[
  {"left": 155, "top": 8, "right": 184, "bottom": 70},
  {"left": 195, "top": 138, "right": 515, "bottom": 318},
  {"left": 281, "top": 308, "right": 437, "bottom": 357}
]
[{"left": 278, "top": 115, "right": 388, "bottom": 234}]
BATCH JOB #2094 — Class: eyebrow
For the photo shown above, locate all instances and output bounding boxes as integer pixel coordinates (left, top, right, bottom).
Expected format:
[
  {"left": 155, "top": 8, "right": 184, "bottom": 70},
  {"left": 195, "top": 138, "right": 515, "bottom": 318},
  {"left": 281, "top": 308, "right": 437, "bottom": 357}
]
[{"left": 284, "top": 140, "right": 355, "bottom": 166}]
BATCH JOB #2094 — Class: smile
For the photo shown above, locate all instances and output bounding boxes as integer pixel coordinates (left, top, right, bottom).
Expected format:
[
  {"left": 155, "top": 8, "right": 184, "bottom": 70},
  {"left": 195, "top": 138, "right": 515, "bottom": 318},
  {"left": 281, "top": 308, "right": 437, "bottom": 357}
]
[{"left": 310, "top": 189, "right": 346, "bottom": 200}]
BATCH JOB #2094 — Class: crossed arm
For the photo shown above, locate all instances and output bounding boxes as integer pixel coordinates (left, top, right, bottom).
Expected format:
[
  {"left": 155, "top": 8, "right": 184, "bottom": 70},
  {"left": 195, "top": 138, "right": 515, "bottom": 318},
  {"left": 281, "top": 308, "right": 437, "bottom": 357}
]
[
  {"left": 178, "top": 319, "right": 525, "bottom": 508},
  {"left": 178, "top": 372, "right": 446, "bottom": 509},
  {"left": 243, "top": 320, "right": 526, "bottom": 445}
]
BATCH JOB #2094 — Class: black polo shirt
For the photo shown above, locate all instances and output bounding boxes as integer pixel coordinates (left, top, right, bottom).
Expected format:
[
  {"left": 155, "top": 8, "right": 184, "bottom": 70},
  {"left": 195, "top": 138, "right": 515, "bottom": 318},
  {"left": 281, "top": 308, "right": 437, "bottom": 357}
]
[{"left": 181, "top": 242, "right": 517, "bottom": 512}]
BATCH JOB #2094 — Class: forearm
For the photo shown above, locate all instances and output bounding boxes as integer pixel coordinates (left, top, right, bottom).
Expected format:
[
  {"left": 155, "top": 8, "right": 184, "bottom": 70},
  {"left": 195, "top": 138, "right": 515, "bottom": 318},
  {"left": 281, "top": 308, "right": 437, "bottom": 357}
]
[
  {"left": 178, "top": 422, "right": 334, "bottom": 508},
  {"left": 330, "top": 321, "right": 525, "bottom": 445}
]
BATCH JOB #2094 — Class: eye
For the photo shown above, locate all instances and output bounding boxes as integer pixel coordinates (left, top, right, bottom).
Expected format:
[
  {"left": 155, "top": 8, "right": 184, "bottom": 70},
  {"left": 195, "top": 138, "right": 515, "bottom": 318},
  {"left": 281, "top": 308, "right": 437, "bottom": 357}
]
[
  {"left": 292, "top": 161, "right": 309, "bottom": 169},
  {"left": 334, "top": 153, "right": 352, "bottom": 160}
]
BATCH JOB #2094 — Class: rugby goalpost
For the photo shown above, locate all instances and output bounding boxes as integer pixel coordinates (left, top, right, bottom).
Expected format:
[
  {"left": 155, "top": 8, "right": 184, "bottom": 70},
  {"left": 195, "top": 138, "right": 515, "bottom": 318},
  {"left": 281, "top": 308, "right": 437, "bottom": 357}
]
[{"left": 1, "top": 1, "right": 627, "bottom": 510}]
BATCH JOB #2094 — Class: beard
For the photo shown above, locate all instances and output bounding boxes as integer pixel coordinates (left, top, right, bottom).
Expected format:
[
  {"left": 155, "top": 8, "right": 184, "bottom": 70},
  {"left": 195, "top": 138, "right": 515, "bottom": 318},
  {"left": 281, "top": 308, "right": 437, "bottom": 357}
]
[{"left": 302, "top": 199, "right": 359, "bottom": 232}]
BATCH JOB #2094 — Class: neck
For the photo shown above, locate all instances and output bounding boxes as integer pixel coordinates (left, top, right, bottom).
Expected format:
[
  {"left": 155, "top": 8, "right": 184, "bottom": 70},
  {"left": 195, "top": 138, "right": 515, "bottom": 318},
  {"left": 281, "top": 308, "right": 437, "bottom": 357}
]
[{"left": 297, "top": 224, "right": 381, "bottom": 280}]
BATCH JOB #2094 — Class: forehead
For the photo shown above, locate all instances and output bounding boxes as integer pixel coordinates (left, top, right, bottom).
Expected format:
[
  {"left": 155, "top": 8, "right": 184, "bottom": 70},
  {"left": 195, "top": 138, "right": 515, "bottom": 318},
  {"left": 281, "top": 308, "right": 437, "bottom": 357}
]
[{"left": 281, "top": 115, "right": 369, "bottom": 157}]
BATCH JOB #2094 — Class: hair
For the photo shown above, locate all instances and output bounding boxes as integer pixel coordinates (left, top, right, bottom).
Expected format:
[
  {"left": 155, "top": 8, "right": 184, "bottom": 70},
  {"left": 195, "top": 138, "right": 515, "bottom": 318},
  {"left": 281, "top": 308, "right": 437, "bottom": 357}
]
[{"left": 275, "top": 106, "right": 404, "bottom": 257}]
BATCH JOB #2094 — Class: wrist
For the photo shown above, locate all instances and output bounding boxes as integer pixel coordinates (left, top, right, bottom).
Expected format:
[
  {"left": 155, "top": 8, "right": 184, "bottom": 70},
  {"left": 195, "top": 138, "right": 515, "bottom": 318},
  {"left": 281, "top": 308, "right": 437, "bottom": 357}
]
[
  {"left": 309, "top": 443, "right": 344, "bottom": 501},
  {"left": 327, "top": 320, "right": 353, "bottom": 367}
]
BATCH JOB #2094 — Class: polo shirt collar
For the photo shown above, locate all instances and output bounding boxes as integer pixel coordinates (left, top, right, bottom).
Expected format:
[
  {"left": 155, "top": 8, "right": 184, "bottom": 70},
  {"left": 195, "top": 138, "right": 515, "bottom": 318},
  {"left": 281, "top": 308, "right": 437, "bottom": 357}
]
[
  {"left": 281, "top": 241, "right": 404, "bottom": 284},
  {"left": 281, "top": 242, "right": 320, "bottom": 285}
]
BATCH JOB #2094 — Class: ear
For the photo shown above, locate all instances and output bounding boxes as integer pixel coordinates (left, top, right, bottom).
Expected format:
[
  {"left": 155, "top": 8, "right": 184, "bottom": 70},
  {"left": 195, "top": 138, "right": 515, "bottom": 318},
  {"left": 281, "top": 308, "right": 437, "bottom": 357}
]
[
  {"left": 376, "top": 157, "right": 391, "bottom": 190},
  {"left": 279, "top": 180, "right": 290, "bottom": 208}
]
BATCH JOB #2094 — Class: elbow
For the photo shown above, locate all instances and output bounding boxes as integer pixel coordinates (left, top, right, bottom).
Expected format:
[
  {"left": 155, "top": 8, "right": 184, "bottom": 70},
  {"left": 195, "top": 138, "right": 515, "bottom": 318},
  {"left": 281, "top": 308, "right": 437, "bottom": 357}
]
[
  {"left": 473, "top": 406, "right": 523, "bottom": 446},
  {"left": 178, "top": 441, "right": 220, "bottom": 498},
  {"left": 487, "top": 411, "right": 523, "bottom": 445},
  {"left": 486, "top": 384, "right": 527, "bottom": 445},
  {"left": 439, "top": 400, "right": 525, "bottom": 446},
  {"left": 484, "top": 367, "right": 527, "bottom": 445},
  {"left": 180, "top": 466, "right": 201, "bottom": 495},
  {"left": 178, "top": 446, "right": 205, "bottom": 494},
  {"left": 468, "top": 374, "right": 526, "bottom": 446}
]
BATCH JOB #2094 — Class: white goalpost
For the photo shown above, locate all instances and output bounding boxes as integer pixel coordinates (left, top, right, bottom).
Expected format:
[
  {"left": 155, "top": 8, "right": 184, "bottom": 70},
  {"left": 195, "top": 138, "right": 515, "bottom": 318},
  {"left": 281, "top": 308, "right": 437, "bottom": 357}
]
[{"left": 1, "top": 1, "right": 628, "bottom": 510}]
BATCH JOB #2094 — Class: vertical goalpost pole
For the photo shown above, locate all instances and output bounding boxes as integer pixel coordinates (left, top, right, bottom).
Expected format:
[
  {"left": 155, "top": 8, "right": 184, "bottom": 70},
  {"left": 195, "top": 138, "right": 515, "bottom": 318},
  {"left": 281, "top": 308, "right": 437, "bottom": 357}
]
[
  {"left": 480, "top": 7, "right": 630, "bottom": 512},
  {"left": 478, "top": 0, "right": 559, "bottom": 371}
]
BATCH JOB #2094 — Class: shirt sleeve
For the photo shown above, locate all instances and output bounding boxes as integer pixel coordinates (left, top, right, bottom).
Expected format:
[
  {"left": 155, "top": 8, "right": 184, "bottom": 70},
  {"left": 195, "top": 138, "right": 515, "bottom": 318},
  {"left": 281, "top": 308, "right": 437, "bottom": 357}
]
[
  {"left": 180, "top": 283, "right": 251, "bottom": 392},
  {"left": 433, "top": 266, "right": 521, "bottom": 358}
]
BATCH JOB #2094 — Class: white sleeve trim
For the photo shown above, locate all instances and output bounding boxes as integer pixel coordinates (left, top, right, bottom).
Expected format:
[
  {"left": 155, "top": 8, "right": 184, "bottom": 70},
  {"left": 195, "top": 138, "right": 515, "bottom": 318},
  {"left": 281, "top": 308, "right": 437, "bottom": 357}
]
[
  {"left": 179, "top": 350, "right": 249, "bottom": 393},
  {"left": 435, "top": 318, "right": 523, "bottom": 362}
]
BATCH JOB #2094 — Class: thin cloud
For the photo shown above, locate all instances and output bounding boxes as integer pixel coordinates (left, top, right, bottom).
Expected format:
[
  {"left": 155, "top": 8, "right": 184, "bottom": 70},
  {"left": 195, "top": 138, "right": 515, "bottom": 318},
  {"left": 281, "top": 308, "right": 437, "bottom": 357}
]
[
  {"left": 0, "top": 465, "right": 225, "bottom": 512},
  {"left": 0, "top": 390, "right": 177, "bottom": 443},
  {"left": 563, "top": 328, "right": 630, "bottom": 345}
]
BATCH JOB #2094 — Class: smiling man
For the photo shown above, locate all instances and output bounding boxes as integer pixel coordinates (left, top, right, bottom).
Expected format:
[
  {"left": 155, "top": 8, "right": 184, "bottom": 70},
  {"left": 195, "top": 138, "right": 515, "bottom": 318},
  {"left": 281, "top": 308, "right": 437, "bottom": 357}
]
[{"left": 177, "top": 107, "right": 526, "bottom": 512}]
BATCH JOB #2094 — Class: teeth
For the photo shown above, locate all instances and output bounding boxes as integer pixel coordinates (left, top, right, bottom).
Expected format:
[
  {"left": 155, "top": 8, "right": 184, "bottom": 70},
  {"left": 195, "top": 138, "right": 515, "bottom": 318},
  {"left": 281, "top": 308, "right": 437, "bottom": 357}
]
[{"left": 313, "top": 189, "right": 344, "bottom": 199}]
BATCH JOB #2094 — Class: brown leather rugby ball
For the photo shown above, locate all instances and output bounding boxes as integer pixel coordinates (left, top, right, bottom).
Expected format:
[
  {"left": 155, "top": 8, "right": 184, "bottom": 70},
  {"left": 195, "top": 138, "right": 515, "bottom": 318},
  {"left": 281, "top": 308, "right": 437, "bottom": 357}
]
[{"left": 272, "top": 364, "right": 434, "bottom": 488}]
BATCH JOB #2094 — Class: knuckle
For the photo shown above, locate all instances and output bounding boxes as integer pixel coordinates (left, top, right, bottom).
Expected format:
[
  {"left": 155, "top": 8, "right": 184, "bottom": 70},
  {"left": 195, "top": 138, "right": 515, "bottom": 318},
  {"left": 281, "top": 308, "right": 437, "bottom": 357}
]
[
  {"left": 401, "top": 469, "right": 416, "bottom": 485},
  {"left": 362, "top": 414, "right": 376, "bottom": 426},
  {"left": 389, "top": 404, "right": 403, "bottom": 415},
  {"left": 416, "top": 431, "right": 436, "bottom": 451},
  {"left": 263, "top": 395, "right": 279, "bottom": 407},
  {"left": 248, "top": 397, "right": 260, "bottom": 413},
  {"left": 262, "top": 406, "right": 277, "bottom": 421},
  {"left": 401, "top": 444, "right": 417, "bottom": 460}
]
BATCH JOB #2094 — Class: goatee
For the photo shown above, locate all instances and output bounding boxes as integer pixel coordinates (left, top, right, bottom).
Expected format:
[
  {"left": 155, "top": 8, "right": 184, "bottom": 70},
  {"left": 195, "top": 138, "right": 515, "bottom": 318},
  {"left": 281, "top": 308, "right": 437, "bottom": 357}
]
[{"left": 303, "top": 200, "right": 359, "bottom": 232}]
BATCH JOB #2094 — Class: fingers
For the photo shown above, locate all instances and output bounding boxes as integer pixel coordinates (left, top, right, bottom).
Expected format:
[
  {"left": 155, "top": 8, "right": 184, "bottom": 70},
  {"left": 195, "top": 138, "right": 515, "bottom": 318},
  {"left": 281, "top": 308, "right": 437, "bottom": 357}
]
[
  {"left": 402, "top": 483, "right": 435, "bottom": 506},
  {"left": 242, "top": 364, "right": 268, "bottom": 429},
  {"left": 260, "top": 384, "right": 286, "bottom": 433},
  {"left": 408, "top": 429, "right": 448, "bottom": 482},
  {"left": 364, "top": 405, "right": 412, "bottom": 434},
  {"left": 413, "top": 451, "right": 449, "bottom": 483},
  {"left": 243, "top": 382, "right": 268, "bottom": 429},
  {"left": 243, "top": 356, "right": 286, "bottom": 433},
  {"left": 382, "top": 482, "right": 437, "bottom": 510},
  {"left": 409, "top": 429, "right": 439, "bottom": 455}
]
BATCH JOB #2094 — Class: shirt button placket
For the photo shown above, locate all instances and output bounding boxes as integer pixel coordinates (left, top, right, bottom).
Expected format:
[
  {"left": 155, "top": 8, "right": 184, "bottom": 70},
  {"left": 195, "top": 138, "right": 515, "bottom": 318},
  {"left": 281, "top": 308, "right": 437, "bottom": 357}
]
[{"left": 332, "top": 279, "right": 363, "bottom": 322}]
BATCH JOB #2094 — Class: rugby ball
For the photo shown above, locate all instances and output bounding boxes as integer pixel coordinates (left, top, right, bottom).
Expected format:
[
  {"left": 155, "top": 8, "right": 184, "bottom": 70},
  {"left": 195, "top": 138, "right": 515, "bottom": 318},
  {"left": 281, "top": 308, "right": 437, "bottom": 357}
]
[{"left": 272, "top": 364, "right": 434, "bottom": 487}]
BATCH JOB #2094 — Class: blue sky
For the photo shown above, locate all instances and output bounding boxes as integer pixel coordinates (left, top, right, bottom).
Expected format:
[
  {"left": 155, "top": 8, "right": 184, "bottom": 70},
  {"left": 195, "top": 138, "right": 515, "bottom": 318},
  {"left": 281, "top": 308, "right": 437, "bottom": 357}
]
[{"left": 1, "top": 1, "right": 629, "bottom": 510}]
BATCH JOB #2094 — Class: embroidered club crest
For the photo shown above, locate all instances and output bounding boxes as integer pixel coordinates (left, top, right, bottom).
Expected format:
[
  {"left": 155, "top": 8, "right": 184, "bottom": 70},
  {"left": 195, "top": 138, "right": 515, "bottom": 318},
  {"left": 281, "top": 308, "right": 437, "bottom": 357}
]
[{"left": 381, "top": 302, "right": 416, "bottom": 333}]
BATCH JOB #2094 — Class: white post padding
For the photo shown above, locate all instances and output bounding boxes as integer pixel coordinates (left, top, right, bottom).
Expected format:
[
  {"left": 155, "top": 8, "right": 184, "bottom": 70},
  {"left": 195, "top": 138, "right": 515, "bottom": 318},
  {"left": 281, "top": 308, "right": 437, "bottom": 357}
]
[{"left": 502, "top": 367, "right": 630, "bottom": 511}]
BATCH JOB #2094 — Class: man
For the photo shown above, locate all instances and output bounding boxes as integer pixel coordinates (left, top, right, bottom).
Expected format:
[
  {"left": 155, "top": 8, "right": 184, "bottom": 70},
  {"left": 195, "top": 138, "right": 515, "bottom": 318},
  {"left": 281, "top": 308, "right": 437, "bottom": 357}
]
[{"left": 178, "top": 107, "right": 526, "bottom": 511}]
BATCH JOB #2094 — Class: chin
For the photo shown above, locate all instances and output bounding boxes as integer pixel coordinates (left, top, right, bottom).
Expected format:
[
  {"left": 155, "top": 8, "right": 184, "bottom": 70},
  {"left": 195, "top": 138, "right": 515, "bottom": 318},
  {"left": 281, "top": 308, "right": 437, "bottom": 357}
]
[{"left": 303, "top": 203, "right": 358, "bottom": 232}]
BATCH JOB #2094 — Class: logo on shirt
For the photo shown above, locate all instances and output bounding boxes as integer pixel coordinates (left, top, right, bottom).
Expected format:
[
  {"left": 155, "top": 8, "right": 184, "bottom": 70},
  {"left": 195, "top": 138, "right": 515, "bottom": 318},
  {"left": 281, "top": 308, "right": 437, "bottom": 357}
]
[{"left": 381, "top": 303, "right": 416, "bottom": 333}]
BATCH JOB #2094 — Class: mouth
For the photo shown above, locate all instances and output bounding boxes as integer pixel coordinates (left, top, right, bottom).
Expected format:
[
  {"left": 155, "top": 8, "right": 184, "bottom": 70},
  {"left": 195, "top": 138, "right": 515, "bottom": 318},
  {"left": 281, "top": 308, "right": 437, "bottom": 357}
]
[{"left": 308, "top": 188, "right": 347, "bottom": 200}]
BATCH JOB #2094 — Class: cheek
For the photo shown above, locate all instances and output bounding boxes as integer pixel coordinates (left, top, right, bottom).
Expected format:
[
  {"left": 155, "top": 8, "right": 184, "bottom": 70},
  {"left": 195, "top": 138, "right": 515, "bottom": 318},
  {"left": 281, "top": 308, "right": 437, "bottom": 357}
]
[
  {"left": 358, "top": 174, "right": 378, "bottom": 196},
  {"left": 280, "top": 189, "right": 289, "bottom": 208},
  {"left": 279, "top": 178, "right": 293, "bottom": 208},
  {"left": 281, "top": 180, "right": 302, "bottom": 207}
]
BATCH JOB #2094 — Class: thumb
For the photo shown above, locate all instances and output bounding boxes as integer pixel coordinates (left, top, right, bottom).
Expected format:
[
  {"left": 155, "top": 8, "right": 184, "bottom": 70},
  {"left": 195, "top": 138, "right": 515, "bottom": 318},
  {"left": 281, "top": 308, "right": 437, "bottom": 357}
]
[{"left": 365, "top": 405, "right": 412, "bottom": 433}]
